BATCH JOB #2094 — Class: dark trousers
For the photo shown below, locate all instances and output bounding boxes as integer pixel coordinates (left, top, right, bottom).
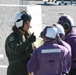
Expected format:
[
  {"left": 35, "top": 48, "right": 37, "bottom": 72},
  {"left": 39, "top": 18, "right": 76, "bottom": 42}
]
[
  {"left": 7, "top": 61, "right": 28, "bottom": 75},
  {"left": 69, "top": 68, "right": 76, "bottom": 75}
]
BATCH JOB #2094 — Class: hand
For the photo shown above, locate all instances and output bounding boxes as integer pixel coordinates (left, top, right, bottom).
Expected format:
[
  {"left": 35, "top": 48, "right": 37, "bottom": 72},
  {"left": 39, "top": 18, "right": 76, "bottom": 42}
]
[{"left": 29, "top": 33, "right": 36, "bottom": 43}]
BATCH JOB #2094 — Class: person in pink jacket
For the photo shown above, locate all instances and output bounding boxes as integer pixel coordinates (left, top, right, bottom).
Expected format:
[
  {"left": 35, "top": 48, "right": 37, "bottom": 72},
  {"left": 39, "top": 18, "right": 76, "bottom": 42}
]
[{"left": 53, "top": 24, "right": 72, "bottom": 75}]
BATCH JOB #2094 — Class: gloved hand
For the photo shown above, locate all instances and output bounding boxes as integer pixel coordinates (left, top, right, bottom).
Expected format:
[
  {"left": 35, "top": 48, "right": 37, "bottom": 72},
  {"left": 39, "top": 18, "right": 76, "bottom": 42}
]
[{"left": 29, "top": 33, "right": 36, "bottom": 43}]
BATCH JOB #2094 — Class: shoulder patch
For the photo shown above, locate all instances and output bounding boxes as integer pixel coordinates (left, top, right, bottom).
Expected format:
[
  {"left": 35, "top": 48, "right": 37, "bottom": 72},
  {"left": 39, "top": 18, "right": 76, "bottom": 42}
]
[{"left": 9, "top": 36, "right": 14, "bottom": 41}]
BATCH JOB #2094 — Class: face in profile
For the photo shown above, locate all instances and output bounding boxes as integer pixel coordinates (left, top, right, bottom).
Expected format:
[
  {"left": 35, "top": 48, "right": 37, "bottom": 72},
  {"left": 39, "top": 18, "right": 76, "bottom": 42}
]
[{"left": 23, "top": 21, "right": 31, "bottom": 31}]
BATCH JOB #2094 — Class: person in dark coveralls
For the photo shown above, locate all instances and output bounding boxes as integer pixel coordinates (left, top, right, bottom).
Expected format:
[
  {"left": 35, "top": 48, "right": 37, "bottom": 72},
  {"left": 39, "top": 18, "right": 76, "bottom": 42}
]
[
  {"left": 57, "top": 15, "right": 76, "bottom": 75},
  {"left": 53, "top": 24, "right": 72, "bottom": 75},
  {"left": 27, "top": 26, "right": 70, "bottom": 75},
  {"left": 5, "top": 11, "right": 36, "bottom": 75}
]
